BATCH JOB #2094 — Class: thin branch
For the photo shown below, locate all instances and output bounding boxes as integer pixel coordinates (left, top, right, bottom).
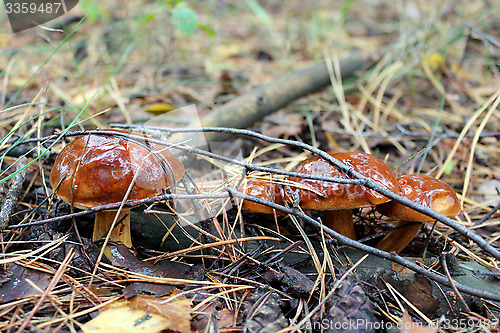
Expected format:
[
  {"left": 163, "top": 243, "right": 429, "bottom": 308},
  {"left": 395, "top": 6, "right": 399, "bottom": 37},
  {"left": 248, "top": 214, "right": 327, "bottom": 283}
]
[
  {"left": 16, "top": 127, "right": 500, "bottom": 260},
  {"left": 10, "top": 193, "right": 229, "bottom": 229},
  {"left": 0, "top": 157, "right": 27, "bottom": 228},
  {"left": 441, "top": 253, "right": 471, "bottom": 312},
  {"left": 226, "top": 187, "right": 500, "bottom": 301},
  {"left": 474, "top": 200, "right": 500, "bottom": 226},
  {"left": 120, "top": 126, "right": 500, "bottom": 261}
]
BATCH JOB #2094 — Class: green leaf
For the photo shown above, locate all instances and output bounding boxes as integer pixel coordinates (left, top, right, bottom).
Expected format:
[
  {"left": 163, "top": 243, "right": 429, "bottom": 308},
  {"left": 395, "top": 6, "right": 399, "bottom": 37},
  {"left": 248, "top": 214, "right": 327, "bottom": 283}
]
[
  {"left": 197, "top": 23, "right": 216, "bottom": 37},
  {"left": 443, "top": 160, "right": 456, "bottom": 175},
  {"left": 338, "top": 0, "right": 355, "bottom": 21},
  {"left": 171, "top": 2, "right": 198, "bottom": 36}
]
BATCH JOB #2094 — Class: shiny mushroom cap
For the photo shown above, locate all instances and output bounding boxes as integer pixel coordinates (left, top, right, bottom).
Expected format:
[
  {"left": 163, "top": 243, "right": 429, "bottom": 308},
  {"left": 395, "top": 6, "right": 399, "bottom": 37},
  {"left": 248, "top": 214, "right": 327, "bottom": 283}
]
[
  {"left": 285, "top": 152, "right": 400, "bottom": 210},
  {"left": 376, "top": 174, "right": 461, "bottom": 222},
  {"left": 50, "top": 130, "right": 185, "bottom": 208},
  {"left": 239, "top": 178, "right": 285, "bottom": 215}
]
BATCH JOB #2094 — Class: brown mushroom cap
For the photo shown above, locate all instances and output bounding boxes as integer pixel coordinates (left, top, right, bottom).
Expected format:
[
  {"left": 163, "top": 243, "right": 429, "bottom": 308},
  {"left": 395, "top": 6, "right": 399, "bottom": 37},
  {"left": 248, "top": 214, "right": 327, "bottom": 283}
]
[
  {"left": 239, "top": 178, "right": 284, "bottom": 215},
  {"left": 376, "top": 174, "right": 461, "bottom": 221},
  {"left": 50, "top": 131, "right": 185, "bottom": 208},
  {"left": 285, "top": 152, "right": 400, "bottom": 209}
]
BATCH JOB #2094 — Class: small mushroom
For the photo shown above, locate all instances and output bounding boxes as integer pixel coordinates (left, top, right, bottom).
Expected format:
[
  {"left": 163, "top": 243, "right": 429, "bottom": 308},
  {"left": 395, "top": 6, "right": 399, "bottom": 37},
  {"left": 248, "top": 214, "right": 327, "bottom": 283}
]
[
  {"left": 50, "top": 130, "right": 185, "bottom": 252},
  {"left": 238, "top": 178, "right": 285, "bottom": 215},
  {"left": 285, "top": 152, "right": 400, "bottom": 239},
  {"left": 375, "top": 174, "right": 461, "bottom": 254}
]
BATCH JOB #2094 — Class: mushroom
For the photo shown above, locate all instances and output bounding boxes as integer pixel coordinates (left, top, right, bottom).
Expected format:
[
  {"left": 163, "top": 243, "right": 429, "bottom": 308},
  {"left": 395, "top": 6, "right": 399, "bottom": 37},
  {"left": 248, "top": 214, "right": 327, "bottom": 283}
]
[
  {"left": 285, "top": 152, "right": 400, "bottom": 239},
  {"left": 50, "top": 130, "right": 185, "bottom": 252},
  {"left": 375, "top": 174, "right": 461, "bottom": 254},
  {"left": 238, "top": 178, "right": 285, "bottom": 215}
]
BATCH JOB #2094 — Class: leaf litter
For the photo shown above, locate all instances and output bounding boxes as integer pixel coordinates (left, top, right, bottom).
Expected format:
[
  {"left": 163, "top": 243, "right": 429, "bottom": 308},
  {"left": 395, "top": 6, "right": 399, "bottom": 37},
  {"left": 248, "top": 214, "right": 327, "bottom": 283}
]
[{"left": 0, "top": 1, "right": 500, "bottom": 332}]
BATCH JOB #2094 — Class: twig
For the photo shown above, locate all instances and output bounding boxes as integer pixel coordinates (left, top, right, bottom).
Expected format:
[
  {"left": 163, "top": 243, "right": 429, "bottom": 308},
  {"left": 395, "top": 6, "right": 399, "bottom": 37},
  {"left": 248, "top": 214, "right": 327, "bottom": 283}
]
[
  {"left": 123, "top": 126, "right": 500, "bottom": 262},
  {"left": 0, "top": 157, "right": 27, "bottom": 229},
  {"left": 27, "top": 127, "right": 500, "bottom": 260},
  {"left": 10, "top": 193, "right": 230, "bottom": 229},
  {"left": 167, "top": 52, "right": 377, "bottom": 147},
  {"left": 441, "top": 253, "right": 471, "bottom": 312},
  {"left": 459, "top": 264, "right": 500, "bottom": 277},
  {"left": 36, "top": 129, "right": 365, "bottom": 186},
  {"left": 226, "top": 187, "right": 500, "bottom": 301},
  {"left": 474, "top": 200, "right": 500, "bottom": 226},
  {"left": 8, "top": 126, "right": 500, "bottom": 148}
]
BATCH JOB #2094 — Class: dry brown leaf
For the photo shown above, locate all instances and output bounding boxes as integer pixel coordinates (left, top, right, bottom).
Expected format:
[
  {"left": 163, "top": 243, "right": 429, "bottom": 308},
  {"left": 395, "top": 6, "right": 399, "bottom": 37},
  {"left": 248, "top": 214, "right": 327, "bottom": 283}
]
[
  {"left": 400, "top": 311, "right": 437, "bottom": 333},
  {"left": 192, "top": 303, "right": 236, "bottom": 331},
  {"left": 0, "top": 264, "right": 52, "bottom": 303}
]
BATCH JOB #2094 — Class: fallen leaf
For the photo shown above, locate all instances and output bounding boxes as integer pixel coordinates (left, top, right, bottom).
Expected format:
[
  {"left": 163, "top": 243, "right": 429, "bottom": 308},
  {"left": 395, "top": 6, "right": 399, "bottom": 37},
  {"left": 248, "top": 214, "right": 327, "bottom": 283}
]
[
  {"left": 192, "top": 302, "right": 236, "bottom": 331},
  {"left": 0, "top": 263, "right": 52, "bottom": 302},
  {"left": 110, "top": 244, "right": 191, "bottom": 298},
  {"left": 214, "top": 44, "right": 241, "bottom": 59},
  {"left": 82, "top": 294, "right": 193, "bottom": 333},
  {"left": 144, "top": 103, "right": 176, "bottom": 114},
  {"left": 400, "top": 311, "right": 437, "bottom": 333},
  {"left": 376, "top": 267, "right": 441, "bottom": 317},
  {"left": 390, "top": 262, "right": 405, "bottom": 273}
]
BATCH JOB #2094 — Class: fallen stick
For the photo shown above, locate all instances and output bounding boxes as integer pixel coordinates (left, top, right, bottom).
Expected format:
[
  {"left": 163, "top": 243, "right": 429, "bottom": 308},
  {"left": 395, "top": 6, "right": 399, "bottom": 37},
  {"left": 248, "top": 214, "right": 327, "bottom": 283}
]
[
  {"left": 0, "top": 157, "right": 27, "bottom": 229},
  {"left": 168, "top": 51, "right": 377, "bottom": 147}
]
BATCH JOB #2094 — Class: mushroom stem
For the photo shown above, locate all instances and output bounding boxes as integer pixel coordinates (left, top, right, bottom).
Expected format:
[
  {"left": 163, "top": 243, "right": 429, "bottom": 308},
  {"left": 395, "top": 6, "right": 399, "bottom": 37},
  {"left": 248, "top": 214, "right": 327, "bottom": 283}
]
[
  {"left": 93, "top": 210, "right": 132, "bottom": 248},
  {"left": 323, "top": 209, "right": 356, "bottom": 240},
  {"left": 375, "top": 221, "right": 422, "bottom": 254}
]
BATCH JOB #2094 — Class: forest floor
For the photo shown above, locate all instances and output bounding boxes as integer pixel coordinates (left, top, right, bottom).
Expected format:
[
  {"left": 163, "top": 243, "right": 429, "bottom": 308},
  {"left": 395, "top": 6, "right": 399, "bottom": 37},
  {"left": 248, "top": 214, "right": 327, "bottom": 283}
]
[{"left": 0, "top": 1, "right": 499, "bottom": 332}]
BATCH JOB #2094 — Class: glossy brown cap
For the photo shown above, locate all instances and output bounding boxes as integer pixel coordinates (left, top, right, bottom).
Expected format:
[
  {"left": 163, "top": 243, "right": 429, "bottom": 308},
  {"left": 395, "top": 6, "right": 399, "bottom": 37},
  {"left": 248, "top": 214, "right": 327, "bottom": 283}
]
[
  {"left": 50, "top": 131, "right": 185, "bottom": 208},
  {"left": 376, "top": 174, "right": 460, "bottom": 222},
  {"left": 239, "top": 178, "right": 285, "bottom": 215},
  {"left": 285, "top": 152, "right": 399, "bottom": 210}
]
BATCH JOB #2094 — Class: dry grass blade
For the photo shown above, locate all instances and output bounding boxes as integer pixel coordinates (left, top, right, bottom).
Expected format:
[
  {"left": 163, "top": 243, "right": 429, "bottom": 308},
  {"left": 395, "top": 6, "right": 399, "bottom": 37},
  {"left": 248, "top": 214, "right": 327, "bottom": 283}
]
[
  {"left": 15, "top": 248, "right": 74, "bottom": 333},
  {"left": 461, "top": 91, "right": 500, "bottom": 206}
]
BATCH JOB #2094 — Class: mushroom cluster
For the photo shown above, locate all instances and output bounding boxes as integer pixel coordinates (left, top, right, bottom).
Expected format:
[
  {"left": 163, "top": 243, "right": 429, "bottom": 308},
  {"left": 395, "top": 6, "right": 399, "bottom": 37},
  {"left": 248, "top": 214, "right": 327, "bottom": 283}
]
[
  {"left": 51, "top": 133, "right": 460, "bottom": 257},
  {"left": 283, "top": 152, "right": 400, "bottom": 240},
  {"left": 238, "top": 152, "right": 461, "bottom": 254},
  {"left": 50, "top": 130, "right": 185, "bottom": 252}
]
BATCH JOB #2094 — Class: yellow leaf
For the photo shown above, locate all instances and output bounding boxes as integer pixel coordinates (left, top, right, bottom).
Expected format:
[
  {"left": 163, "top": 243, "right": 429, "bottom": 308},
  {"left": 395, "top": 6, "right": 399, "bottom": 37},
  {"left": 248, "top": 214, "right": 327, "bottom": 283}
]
[
  {"left": 214, "top": 44, "right": 241, "bottom": 58},
  {"left": 423, "top": 53, "right": 445, "bottom": 71},
  {"left": 82, "top": 295, "right": 193, "bottom": 333},
  {"left": 144, "top": 103, "right": 176, "bottom": 114}
]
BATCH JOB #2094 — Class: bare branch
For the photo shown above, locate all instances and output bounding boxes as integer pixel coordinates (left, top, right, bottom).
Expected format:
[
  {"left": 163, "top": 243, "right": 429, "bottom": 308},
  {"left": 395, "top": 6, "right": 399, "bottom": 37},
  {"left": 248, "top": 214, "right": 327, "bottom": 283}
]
[
  {"left": 227, "top": 187, "right": 500, "bottom": 302},
  {"left": 15, "top": 127, "right": 500, "bottom": 261}
]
